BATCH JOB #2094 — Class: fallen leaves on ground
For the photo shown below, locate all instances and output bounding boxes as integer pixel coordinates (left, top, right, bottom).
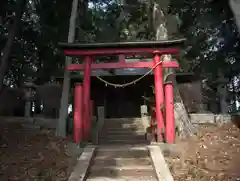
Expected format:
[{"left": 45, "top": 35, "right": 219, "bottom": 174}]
[
  {"left": 166, "top": 123, "right": 240, "bottom": 181},
  {"left": 0, "top": 121, "right": 77, "bottom": 181}
]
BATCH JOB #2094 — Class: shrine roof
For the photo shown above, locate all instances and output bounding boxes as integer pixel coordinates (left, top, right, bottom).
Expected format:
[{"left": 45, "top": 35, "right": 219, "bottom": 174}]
[{"left": 58, "top": 37, "right": 186, "bottom": 50}]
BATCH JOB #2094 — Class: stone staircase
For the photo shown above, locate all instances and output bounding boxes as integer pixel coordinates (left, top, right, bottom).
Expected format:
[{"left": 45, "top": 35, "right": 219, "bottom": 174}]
[
  {"left": 85, "top": 118, "right": 157, "bottom": 181},
  {"left": 99, "top": 118, "right": 149, "bottom": 145},
  {"left": 86, "top": 146, "right": 157, "bottom": 181}
]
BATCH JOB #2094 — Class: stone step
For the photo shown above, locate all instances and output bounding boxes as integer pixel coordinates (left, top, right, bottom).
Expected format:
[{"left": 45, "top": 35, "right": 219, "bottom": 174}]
[
  {"left": 95, "top": 149, "right": 149, "bottom": 158},
  {"left": 100, "top": 131, "right": 145, "bottom": 137},
  {"left": 99, "top": 139, "right": 148, "bottom": 145},
  {"left": 86, "top": 145, "right": 157, "bottom": 181},
  {"left": 98, "top": 145, "right": 148, "bottom": 151},
  {"left": 103, "top": 121, "right": 143, "bottom": 126},
  {"left": 100, "top": 129, "right": 146, "bottom": 135},
  {"left": 99, "top": 139, "right": 146, "bottom": 144},
  {"left": 92, "top": 157, "right": 152, "bottom": 167},
  {"left": 90, "top": 164, "right": 153, "bottom": 171},
  {"left": 101, "top": 127, "right": 143, "bottom": 131},
  {"left": 104, "top": 118, "right": 142, "bottom": 122},
  {"left": 99, "top": 134, "right": 146, "bottom": 140},
  {"left": 87, "top": 166, "right": 156, "bottom": 178},
  {"left": 104, "top": 121, "right": 143, "bottom": 124},
  {"left": 104, "top": 119, "right": 143, "bottom": 124},
  {"left": 86, "top": 176, "right": 157, "bottom": 181},
  {"left": 101, "top": 127, "right": 145, "bottom": 132},
  {"left": 100, "top": 135, "right": 146, "bottom": 140}
]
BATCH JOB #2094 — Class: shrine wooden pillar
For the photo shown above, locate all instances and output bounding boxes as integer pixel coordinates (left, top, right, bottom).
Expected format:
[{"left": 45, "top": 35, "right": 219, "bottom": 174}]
[{"left": 83, "top": 56, "right": 92, "bottom": 141}]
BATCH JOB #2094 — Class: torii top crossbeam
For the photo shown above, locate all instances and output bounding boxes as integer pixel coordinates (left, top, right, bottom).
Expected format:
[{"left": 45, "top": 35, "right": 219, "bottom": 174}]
[
  {"left": 59, "top": 38, "right": 185, "bottom": 52},
  {"left": 59, "top": 38, "right": 186, "bottom": 71}
]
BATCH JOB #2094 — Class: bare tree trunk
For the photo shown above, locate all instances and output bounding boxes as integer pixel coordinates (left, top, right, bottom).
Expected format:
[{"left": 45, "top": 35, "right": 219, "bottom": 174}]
[
  {"left": 0, "top": 0, "right": 27, "bottom": 93},
  {"left": 56, "top": 0, "right": 79, "bottom": 137},
  {"left": 229, "top": 0, "right": 240, "bottom": 33},
  {"left": 152, "top": 1, "right": 195, "bottom": 137}
]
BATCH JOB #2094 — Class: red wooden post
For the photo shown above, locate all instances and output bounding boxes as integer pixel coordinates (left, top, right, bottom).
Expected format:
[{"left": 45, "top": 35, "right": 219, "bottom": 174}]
[
  {"left": 67, "top": 61, "right": 179, "bottom": 71},
  {"left": 165, "top": 82, "right": 175, "bottom": 143},
  {"left": 74, "top": 83, "right": 83, "bottom": 144},
  {"left": 153, "top": 52, "right": 164, "bottom": 142},
  {"left": 83, "top": 56, "right": 92, "bottom": 141}
]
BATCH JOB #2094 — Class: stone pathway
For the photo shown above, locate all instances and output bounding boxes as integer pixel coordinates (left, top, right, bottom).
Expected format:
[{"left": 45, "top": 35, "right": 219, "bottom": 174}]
[{"left": 68, "top": 118, "right": 173, "bottom": 181}]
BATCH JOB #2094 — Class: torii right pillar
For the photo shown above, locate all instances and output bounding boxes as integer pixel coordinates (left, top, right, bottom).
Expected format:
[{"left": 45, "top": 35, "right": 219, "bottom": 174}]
[
  {"left": 165, "top": 81, "right": 175, "bottom": 144},
  {"left": 153, "top": 51, "right": 176, "bottom": 144},
  {"left": 153, "top": 52, "right": 165, "bottom": 142}
]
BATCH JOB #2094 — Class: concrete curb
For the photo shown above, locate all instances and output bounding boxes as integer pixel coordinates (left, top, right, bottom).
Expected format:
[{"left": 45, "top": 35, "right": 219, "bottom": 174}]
[
  {"left": 68, "top": 145, "right": 96, "bottom": 181},
  {"left": 190, "top": 113, "right": 232, "bottom": 124},
  {"left": 148, "top": 145, "right": 174, "bottom": 181}
]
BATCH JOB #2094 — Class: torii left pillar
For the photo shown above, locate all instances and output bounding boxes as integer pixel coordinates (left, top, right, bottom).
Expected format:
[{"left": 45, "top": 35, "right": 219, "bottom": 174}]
[
  {"left": 83, "top": 56, "right": 92, "bottom": 141},
  {"left": 74, "top": 83, "right": 83, "bottom": 144}
]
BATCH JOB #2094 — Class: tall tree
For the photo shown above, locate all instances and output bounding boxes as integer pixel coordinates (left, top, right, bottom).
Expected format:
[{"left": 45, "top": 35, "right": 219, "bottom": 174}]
[
  {"left": 56, "top": 0, "right": 79, "bottom": 137},
  {"left": 0, "top": 0, "right": 28, "bottom": 92},
  {"left": 229, "top": 0, "right": 240, "bottom": 32}
]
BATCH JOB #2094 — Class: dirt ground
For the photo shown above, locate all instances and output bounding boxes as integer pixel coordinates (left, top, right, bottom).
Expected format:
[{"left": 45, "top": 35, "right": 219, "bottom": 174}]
[
  {"left": 0, "top": 121, "right": 77, "bottom": 181},
  {"left": 166, "top": 122, "right": 240, "bottom": 181}
]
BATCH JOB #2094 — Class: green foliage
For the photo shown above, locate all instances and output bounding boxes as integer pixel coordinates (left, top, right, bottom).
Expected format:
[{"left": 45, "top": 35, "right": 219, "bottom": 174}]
[
  {"left": 171, "top": 0, "right": 239, "bottom": 77},
  {"left": 0, "top": 0, "right": 239, "bottom": 106}
]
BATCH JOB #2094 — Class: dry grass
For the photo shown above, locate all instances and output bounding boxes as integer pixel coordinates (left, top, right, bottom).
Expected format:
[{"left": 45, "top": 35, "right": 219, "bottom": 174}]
[
  {"left": 165, "top": 123, "right": 240, "bottom": 181},
  {"left": 0, "top": 121, "right": 77, "bottom": 181}
]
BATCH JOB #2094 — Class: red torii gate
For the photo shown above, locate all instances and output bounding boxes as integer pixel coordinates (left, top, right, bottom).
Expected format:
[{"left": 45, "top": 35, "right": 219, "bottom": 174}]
[{"left": 59, "top": 38, "right": 185, "bottom": 144}]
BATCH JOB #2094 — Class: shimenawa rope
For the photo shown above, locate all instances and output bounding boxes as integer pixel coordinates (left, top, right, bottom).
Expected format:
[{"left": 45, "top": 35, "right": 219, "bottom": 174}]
[{"left": 95, "top": 60, "right": 164, "bottom": 88}]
